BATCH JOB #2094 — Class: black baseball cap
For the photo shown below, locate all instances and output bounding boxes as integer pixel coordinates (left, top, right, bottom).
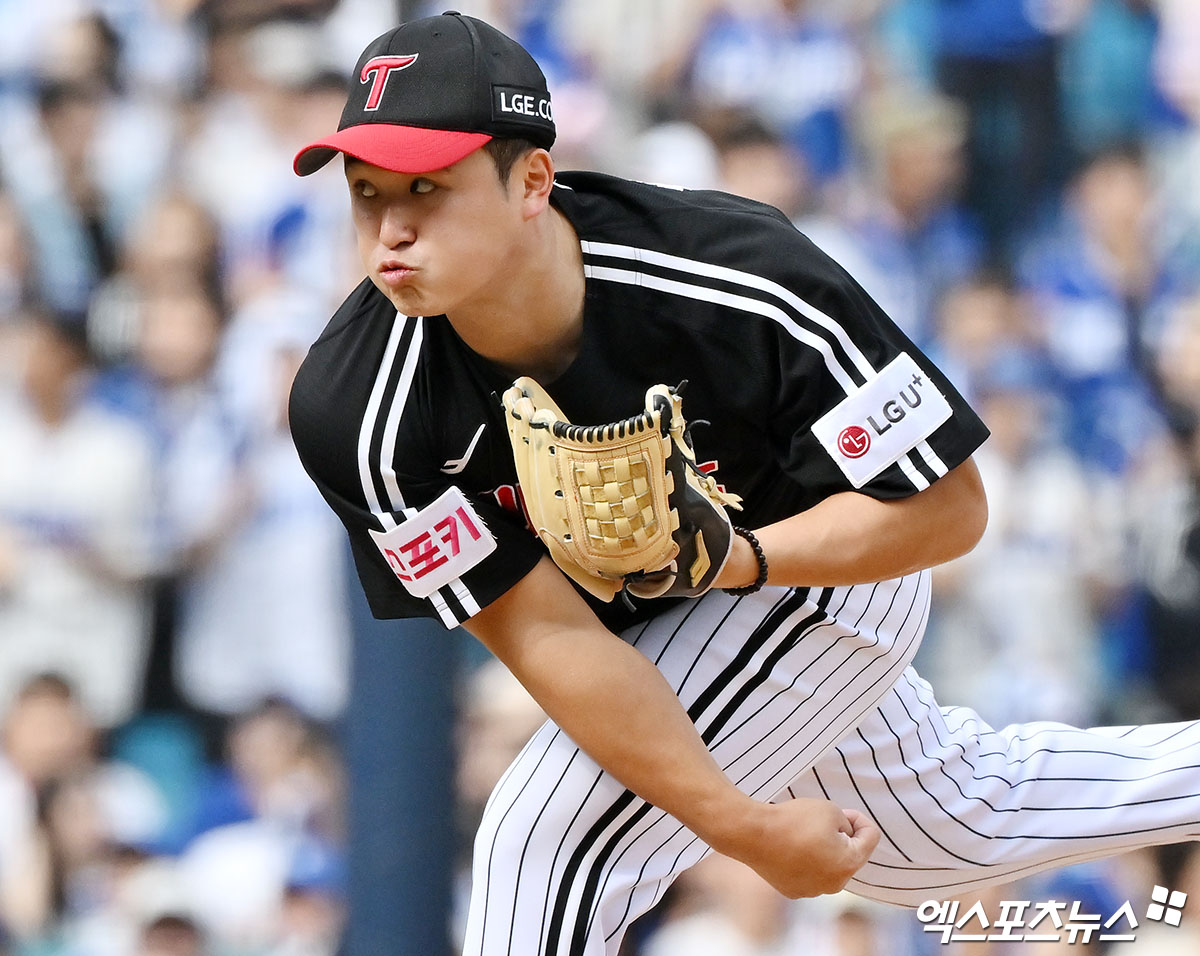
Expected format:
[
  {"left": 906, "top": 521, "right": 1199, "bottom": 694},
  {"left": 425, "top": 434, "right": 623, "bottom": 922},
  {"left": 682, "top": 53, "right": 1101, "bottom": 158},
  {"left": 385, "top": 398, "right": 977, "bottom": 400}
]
[{"left": 293, "top": 12, "right": 555, "bottom": 176}]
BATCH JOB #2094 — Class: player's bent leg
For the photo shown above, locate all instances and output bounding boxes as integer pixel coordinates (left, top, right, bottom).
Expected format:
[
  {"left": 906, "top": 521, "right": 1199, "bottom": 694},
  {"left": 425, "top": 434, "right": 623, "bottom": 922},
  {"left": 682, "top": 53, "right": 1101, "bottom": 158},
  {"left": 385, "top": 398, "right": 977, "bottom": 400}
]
[
  {"left": 463, "top": 575, "right": 932, "bottom": 955},
  {"left": 780, "top": 667, "right": 1200, "bottom": 907}
]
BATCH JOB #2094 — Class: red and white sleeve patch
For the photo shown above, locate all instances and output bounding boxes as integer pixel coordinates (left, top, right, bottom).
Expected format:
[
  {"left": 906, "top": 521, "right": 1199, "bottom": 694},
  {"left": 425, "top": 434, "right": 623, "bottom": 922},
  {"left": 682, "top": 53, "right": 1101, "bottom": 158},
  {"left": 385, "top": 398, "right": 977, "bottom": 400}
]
[
  {"left": 811, "top": 352, "right": 952, "bottom": 488},
  {"left": 369, "top": 486, "right": 497, "bottom": 599}
]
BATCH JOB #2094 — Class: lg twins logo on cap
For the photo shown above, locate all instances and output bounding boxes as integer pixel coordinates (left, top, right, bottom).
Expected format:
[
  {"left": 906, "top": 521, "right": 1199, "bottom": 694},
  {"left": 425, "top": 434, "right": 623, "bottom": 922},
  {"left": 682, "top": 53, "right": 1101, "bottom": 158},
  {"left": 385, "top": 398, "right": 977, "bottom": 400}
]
[
  {"left": 812, "top": 353, "right": 952, "bottom": 488},
  {"left": 360, "top": 54, "right": 419, "bottom": 111}
]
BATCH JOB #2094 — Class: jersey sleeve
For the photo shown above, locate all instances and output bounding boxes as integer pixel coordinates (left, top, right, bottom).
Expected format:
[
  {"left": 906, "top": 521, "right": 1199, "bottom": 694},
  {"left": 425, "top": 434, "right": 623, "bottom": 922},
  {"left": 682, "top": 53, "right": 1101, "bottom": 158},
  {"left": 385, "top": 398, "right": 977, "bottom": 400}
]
[
  {"left": 343, "top": 479, "right": 544, "bottom": 629},
  {"left": 759, "top": 228, "right": 989, "bottom": 500},
  {"left": 288, "top": 297, "right": 546, "bottom": 631},
  {"left": 557, "top": 173, "right": 987, "bottom": 504}
]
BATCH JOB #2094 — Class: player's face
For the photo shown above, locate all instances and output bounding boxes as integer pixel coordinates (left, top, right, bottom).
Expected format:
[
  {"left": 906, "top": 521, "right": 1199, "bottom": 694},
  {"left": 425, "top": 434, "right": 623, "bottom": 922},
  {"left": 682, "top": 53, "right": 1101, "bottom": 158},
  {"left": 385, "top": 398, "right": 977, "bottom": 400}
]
[{"left": 346, "top": 149, "right": 525, "bottom": 317}]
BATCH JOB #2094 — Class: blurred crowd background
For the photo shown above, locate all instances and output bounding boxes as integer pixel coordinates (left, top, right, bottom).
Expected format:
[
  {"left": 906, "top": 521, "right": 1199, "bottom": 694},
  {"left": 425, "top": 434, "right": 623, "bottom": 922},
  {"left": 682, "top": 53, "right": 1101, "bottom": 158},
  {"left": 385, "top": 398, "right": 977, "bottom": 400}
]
[{"left": 2, "top": 0, "right": 1200, "bottom": 953}]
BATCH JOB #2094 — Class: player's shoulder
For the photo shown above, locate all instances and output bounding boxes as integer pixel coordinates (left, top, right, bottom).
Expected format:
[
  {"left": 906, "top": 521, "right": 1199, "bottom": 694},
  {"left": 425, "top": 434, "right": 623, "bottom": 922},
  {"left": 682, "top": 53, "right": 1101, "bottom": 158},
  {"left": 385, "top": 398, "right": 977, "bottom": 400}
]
[
  {"left": 290, "top": 278, "right": 402, "bottom": 458},
  {"left": 292, "top": 277, "right": 391, "bottom": 422},
  {"left": 552, "top": 170, "right": 798, "bottom": 233},
  {"left": 552, "top": 170, "right": 834, "bottom": 278}
]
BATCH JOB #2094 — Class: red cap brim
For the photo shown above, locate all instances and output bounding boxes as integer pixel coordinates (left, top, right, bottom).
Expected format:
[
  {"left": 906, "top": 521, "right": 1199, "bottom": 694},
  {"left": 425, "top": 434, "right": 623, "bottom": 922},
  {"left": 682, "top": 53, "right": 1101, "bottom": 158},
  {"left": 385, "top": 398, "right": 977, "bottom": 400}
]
[{"left": 293, "top": 125, "right": 493, "bottom": 176}]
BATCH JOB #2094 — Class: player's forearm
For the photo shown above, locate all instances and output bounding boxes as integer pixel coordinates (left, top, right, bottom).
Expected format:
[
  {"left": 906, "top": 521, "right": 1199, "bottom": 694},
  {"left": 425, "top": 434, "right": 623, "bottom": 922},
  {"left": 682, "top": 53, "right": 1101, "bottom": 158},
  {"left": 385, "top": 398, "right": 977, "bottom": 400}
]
[
  {"left": 467, "top": 562, "right": 762, "bottom": 850},
  {"left": 470, "top": 590, "right": 878, "bottom": 896},
  {"left": 487, "top": 617, "right": 759, "bottom": 848},
  {"left": 718, "top": 457, "right": 988, "bottom": 589}
]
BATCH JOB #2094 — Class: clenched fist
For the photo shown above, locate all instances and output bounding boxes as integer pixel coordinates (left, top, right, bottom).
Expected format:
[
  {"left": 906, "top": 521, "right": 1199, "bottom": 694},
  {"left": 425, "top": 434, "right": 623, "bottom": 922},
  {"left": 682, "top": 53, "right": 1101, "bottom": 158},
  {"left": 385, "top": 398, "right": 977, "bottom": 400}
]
[{"left": 710, "top": 796, "right": 880, "bottom": 899}]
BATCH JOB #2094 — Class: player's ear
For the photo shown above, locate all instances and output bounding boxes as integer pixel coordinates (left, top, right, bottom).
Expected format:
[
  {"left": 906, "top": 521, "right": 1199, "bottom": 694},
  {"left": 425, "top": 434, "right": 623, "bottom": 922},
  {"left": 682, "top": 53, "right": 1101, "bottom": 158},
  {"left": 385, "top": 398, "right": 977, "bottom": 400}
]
[{"left": 518, "top": 148, "right": 555, "bottom": 220}]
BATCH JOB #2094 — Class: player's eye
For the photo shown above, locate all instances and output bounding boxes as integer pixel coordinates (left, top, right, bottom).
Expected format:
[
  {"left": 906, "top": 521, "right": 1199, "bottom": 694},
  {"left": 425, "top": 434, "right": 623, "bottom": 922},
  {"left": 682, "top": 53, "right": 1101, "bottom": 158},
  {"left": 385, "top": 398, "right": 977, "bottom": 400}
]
[
  {"left": 354, "top": 180, "right": 378, "bottom": 199},
  {"left": 410, "top": 178, "right": 435, "bottom": 195}
]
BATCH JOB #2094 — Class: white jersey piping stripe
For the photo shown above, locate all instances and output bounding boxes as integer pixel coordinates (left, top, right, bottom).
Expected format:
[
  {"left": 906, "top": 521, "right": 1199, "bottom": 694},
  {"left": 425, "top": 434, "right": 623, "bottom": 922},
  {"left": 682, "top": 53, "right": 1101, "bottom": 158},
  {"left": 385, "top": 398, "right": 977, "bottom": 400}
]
[
  {"left": 897, "top": 449, "right": 930, "bottom": 491},
  {"left": 357, "top": 312, "right": 408, "bottom": 524},
  {"left": 427, "top": 593, "right": 457, "bottom": 628},
  {"left": 582, "top": 264, "right": 859, "bottom": 395},
  {"left": 582, "top": 239, "right": 877, "bottom": 380},
  {"left": 450, "top": 579, "right": 482, "bottom": 617},
  {"left": 583, "top": 263, "right": 931, "bottom": 492},
  {"left": 915, "top": 440, "right": 948, "bottom": 477},
  {"left": 388, "top": 321, "right": 477, "bottom": 625},
  {"left": 379, "top": 317, "right": 424, "bottom": 512},
  {"left": 357, "top": 314, "right": 471, "bottom": 628},
  {"left": 581, "top": 241, "right": 949, "bottom": 484}
]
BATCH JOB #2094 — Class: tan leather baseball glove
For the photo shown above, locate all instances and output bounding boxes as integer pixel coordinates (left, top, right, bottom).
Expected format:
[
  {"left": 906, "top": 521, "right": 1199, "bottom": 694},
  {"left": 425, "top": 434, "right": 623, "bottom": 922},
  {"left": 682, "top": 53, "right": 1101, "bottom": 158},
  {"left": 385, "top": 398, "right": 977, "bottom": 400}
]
[{"left": 501, "top": 377, "right": 742, "bottom": 603}]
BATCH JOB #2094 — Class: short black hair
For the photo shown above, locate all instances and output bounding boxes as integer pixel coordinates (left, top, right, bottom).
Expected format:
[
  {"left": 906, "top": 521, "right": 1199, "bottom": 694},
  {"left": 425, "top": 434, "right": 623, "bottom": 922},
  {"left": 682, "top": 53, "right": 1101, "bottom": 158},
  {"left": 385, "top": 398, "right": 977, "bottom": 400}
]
[{"left": 482, "top": 137, "right": 538, "bottom": 185}]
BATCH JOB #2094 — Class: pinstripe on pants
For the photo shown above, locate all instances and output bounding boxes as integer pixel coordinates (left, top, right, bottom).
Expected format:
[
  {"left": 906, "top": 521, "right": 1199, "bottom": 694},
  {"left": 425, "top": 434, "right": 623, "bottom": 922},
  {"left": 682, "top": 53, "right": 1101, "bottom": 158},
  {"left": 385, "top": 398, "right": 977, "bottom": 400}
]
[
  {"left": 463, "top": 574, "right": 1200, "bottom": 955},
  {"left": 465, "top": 574, "right": 928, "bottom": 955}
]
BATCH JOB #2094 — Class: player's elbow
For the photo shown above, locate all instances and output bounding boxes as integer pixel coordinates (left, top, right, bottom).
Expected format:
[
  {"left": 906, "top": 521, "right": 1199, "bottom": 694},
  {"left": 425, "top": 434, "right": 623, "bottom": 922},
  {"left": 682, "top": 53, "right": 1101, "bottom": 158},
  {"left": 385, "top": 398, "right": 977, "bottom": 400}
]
[
  {"left": 953, "top": 488, "right": 988, "bottom": 559},
  {"left": 941, "top": 458, "right": 988, "bottom": 560}
]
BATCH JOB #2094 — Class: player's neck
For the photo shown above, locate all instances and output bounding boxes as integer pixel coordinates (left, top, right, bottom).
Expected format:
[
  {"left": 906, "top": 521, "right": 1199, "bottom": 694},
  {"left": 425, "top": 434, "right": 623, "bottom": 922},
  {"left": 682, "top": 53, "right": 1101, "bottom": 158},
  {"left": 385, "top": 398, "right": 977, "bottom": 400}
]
[{"left": 447, "top": 205, "right": 585, "bottom": 383}]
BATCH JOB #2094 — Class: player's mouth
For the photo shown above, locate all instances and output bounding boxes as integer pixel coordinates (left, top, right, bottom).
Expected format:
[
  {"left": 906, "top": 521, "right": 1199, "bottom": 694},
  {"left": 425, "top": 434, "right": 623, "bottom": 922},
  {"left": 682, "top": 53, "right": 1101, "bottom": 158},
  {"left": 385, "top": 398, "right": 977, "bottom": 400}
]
[{"left": 378, "top": 260, "right": 417, "bottom": 288}]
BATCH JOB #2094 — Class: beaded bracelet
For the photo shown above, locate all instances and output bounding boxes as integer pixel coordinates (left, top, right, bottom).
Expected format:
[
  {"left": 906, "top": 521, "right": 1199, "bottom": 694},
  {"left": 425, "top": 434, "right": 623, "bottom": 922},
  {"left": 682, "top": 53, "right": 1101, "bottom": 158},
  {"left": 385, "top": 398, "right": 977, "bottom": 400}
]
[{"left": 722, "top": 526, "right": 768, "bottom": 596}]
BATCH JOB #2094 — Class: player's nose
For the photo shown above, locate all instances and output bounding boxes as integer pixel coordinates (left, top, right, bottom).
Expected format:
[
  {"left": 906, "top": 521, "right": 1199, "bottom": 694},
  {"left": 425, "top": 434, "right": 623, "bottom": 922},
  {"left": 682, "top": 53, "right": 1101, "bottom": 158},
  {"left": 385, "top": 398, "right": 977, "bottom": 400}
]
[{"left": 378, "top": 203, "right": 417, "bottom": 248}]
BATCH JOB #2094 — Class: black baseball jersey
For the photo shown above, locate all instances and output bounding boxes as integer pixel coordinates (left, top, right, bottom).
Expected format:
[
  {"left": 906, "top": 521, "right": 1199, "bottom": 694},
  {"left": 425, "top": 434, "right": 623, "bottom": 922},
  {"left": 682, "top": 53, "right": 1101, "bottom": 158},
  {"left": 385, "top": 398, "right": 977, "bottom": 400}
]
[{"left": 289, "top": 171, "right": 989, "bottom": 631}]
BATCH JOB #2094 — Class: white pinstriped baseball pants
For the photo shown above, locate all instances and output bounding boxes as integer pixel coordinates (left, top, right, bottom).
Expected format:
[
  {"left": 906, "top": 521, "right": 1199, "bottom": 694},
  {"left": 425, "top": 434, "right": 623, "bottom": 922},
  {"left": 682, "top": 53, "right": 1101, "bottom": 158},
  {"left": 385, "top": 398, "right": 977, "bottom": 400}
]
[{"left": 463, "top": 573, "right": 1200, "bottom": 956}]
